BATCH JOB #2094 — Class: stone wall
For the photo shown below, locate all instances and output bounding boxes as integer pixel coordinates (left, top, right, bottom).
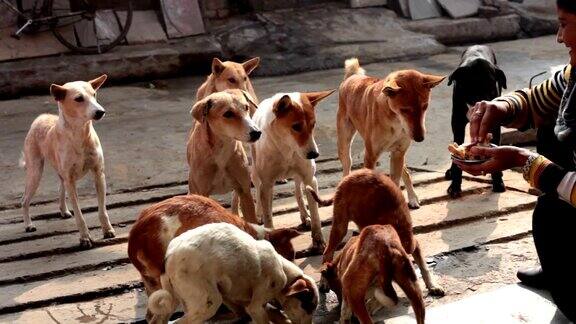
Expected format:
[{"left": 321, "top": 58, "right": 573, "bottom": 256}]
[{"left": 199, "top": 0, "right": 339, "bottom": 20}]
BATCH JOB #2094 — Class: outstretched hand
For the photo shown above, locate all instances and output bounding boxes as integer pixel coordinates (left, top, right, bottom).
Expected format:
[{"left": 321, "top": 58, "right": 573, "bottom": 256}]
[{"left": 453, "top": 146, "right": 534, "bottom": 176}]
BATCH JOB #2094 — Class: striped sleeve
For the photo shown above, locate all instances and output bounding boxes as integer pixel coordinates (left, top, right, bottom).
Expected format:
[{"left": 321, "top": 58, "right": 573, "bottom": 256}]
[
  {"left": 557, "top": 172, "right": 576, "bottom": 207},
  {"left": 495, "top": 65, "right": 571, "bottom": 129}
]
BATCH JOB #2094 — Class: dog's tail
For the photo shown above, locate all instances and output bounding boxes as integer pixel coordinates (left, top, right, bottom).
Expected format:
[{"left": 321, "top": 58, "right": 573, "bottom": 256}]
[
  {"left": 305, "top": 186, "right": 334, "bottom": 207},
  {"left": 386, "top": 252, "right": 426, "bottom": 324},
  {"left": 18, "top": 152, "right": 26, "bottom": 169},
  {"left": 344, "top": 58, "right": 366, "bottom": 80},
  {"left": 148, "top": 273, "right": 178, "bottom": 316}
]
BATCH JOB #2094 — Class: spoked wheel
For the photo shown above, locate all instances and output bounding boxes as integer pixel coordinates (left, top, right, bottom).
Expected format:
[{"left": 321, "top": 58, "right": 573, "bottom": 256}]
[{"left": 48, "top": 0, "right": 133, "bottom": 54}]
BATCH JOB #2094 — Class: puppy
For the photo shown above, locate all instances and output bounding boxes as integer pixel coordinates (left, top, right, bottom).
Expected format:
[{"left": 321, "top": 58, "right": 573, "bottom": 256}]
[
  {"left": 251, "top": 90, "right": 335, "bottom": 252},
  {"left": 147, "top": 223, "right": 319, "bottom": 324},
  {"left": 127, "top": 194, "right": 301, "bottom": 323},
  {"left": 337, "top": 58, "right": 445, "bottom": 209},
  {"left": 187, "top": 89, "right": 261, "bottom": 223},
  {"left": 307, "top": 168, "right": 444, "bottom": 296},
  {"left": 20, "top": 75, "right": 114, "bottom": 248},
  {"left": 322, "top": 225, "right": 425, "bottom": 324},
  {"left": 446, "top": 45, "right": 507, "bottom": 197},
  {"left": 197, "top": 57, "right": 260, "bottom": 111}
]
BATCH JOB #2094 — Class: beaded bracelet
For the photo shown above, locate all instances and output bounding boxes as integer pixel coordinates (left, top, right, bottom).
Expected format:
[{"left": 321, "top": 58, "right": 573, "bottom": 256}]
[{"left": 522, "top": 154, "right": 540, "bottom": 181}]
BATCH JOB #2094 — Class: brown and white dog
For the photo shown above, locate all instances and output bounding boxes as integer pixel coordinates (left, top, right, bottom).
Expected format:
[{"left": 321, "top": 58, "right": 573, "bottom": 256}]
[
  {"left": 147, "top": 223, "right": 318, "bottom": 324},
  {"left": 127, "top": 194, "right": 300, "bottom": 323},
  {"left": 321, "top": 225, "right": 425, "bottom": 324},
  {"left": 20, "top": 75, "right": 114, "bottom": 248},
  {"left": 197, "top": 57, "right": 260, "bottom": 109},
  {"left": 187, "top": 89, "right": 261, "bottom": 223},
  {"left": 251, "top": 90, "right": 335, "bottom": 252},
  {"left": 337, "top": 58, "right": 445, "bottom": 209},
  {"left": 307, "top": 168, "right": 444, "bottom": 296}
]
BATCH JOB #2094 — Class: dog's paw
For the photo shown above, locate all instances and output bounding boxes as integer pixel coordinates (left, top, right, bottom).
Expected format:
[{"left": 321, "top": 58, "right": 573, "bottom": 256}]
[
  {"left": 447, "top": 184, "right": 462, "bottom": 198},
  {"left": 79, "top": 237, "right": 93, "bottom": 249},
  {"left": 25, "top": 225, "right": 37, "bottom": 233},
  {"left": 445, "top": 168, "right": 452, "bottom": 180},
  {"left": 103, "top": 229, "right": 116, "bottom": 239},
  {"left": 492, "top": 180, "right": 506, "bottom": 193},
  {"left": 428, "top": 286, "right": 446, "bottom": 297},
  {"left": 60, "top": 211, "right": 73, "bottom": 219},
  {"left": 408, "top": 200, "right": 420, "bottom": 209}
]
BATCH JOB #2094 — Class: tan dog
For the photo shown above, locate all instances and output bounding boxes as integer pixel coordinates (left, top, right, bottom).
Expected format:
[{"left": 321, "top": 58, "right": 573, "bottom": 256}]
[
  {"left": 307, "top": 168, "right": 444, "bottom": 296},
  {"left": 251, "top": 90, "right": 335, "bottom": 252},
  {"left": 197, "top": 57, "right": 260, "bottom": 107},
  {"left": 187, "top": 89, "right": 261, "bottom": 223},
  {"left": 20, "top": 75, "right": 114, "bottom": 248},
  {"left": 127, "top": 194, "right": 301, "bottom": 323},
  {"left": 321, "top": 225, "right": 425, "bottom": 324},
  {"left": 337, "top": 58, "right": 445, "bottom": 209}
]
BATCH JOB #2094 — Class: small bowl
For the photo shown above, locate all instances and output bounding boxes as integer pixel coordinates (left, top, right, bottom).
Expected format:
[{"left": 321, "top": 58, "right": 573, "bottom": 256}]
[{"left": 450, "top": 143, "right": 496, "bottom": 165}]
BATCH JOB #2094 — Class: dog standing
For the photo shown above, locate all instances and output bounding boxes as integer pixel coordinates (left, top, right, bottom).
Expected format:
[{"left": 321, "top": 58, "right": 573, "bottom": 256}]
[
  {"left": 147, "top": 223, "right": 318, "bottom": 324},
  {"left": 307, "top": 168, "right": 444, "bottom": 296},
  {"left": 337, "top": 58, "right": 445, "bottom": 209},
  {"left": 251, "top": 90, "right": 335, "bottom": 251},
  {"left": 20, "top": 75, "right": 114, "bottom": 248},
  {"left": 446, "top": 45, "right": 507, "bottom": 197},
  {"left": 322, "top": 225, "right": 425, "bottom": 324},
  {"left": 187, "top": 89, "right": 261, "bottom": 223},
  {"left": 127, "top": 194, "right": 301, "bottom": 323}
]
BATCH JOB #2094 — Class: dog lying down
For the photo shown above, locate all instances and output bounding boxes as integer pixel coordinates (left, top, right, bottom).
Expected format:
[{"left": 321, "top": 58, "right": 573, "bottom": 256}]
[{"left": 147, "top": 223, "right": 319, "bottom": 324}]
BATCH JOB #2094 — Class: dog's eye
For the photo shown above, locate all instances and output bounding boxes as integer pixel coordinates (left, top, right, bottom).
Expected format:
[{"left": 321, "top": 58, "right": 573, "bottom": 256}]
[
  {"left": 244, "top": 105, "right": 250, "bottom": 111},
  {"left": 223, "top": 111, "right": 234, "bottom": 118},
  {"left": 74, "top": 96, "right": 84, "bottom": 103},
  {"left": 228, "top": 78, "right": 236, "bottom": 84},
  {"left": 244, "top": 76, "right": 247, "bottom": 81},
  {"left": 292, "top": 123, "right": 303, "bottom": 132}
]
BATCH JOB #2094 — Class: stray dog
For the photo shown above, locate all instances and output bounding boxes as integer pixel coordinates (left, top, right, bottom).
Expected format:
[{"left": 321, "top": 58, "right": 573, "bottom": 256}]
[
  {"left": 307, "top": 168, "right": 444, "bottom": 296},
  {"left": 127, "top": 194, "right": 301, "bottom": 323},
  {"left": 251, "top": 90, "right": 335, "bottom": 251},
  {"left": 147, "top": 223, "right": 319, "bottom": 324},
  {"left": 321, "top": 225, "right": 425, "bottom": 324},
  {"left": 20, "top": 75, "right": 114, "bottom": 248},
  {"left": 187, "top": 89, "right": 261, "bottom": 223},
  {"left": 337, "top": 58, "right": 445, "bottom": 209},
  {"left": 446, "top": 45, "right": 507, "bottom": 197},
  {"left": 197, "top": 57, "right": 260, "bottom": 110}
]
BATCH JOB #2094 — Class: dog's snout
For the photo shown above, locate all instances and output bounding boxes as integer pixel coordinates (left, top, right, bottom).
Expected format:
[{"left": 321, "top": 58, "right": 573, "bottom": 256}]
[
  {"left": 249, "top": 130, "right": 261, "bottom": 142},
  {"left": 93, "top": 110, "right": 106, "bottom": 120},
  {"left": 414, "top": 135, "right": 424, "bottom": 142},
  {"left": 306, "top": 151, "right": 319, "bottom": 159}
]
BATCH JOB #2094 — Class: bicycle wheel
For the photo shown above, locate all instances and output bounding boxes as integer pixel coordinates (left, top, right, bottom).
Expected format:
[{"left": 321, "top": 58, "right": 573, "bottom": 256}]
[{"left": 48, "top": 0, "right": 133, "bottom": 54}]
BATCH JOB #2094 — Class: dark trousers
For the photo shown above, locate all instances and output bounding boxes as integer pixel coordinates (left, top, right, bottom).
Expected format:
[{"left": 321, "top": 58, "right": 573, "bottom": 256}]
[{"left": 532, "top": 194, "right": 576, "bottom": 321}]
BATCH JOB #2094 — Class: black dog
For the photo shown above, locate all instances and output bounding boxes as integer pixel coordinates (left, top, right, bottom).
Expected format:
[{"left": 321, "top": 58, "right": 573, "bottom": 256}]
[{"left": 446, "top": 45, "right": 507, "bottom": 197}]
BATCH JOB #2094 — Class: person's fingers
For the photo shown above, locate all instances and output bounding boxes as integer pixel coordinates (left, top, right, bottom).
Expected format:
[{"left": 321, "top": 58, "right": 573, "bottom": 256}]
[
  {"left": 468, "top": 146, "right": 497, "bottom": 157},
  {"left": 478, "top": 109, "right": 496, "bottom": 143},
  {"left": 453, "top": 158, "right": 499, "bottom": 175},
  {"left": 468, "top": 102, "right": 487, "bottom": 143}
]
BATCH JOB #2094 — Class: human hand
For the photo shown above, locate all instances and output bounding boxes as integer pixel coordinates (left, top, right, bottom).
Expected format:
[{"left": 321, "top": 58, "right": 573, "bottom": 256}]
[
  {"left": 453, "top": 145, "right": 534, "bottom": 176},
  {"left": 467, "top": 100, "right": 511, "bottom": 144}
]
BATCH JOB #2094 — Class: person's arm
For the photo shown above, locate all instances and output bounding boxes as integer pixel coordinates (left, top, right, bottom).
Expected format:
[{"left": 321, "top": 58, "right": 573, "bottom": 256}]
[
  {"left": 525, "top": 155, "right": 575, "bottom": 207},
  {"left": 495, "top": 65, "right": 571, "bottom": 130}
]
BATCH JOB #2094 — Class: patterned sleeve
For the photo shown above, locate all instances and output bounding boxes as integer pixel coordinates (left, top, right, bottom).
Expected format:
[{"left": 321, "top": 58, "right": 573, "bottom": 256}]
[{"left": 495, "top": 65, "right": 571, "bottom": 129}]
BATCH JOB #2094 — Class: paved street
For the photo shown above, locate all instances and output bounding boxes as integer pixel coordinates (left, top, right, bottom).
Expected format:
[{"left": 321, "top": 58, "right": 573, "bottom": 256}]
[{"left": 0, "top": 35, "right": 570, "bottom": 323}]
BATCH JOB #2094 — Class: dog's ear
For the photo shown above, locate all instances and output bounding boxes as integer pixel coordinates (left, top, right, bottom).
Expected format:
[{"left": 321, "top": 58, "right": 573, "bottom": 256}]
[
  {"left": 303, "top": 89, "right": 336, "bottom": 108},
  {"left": 273, "top": 95, "right": 292, "bottom": 117},
  {"left": 191, "top": 98, "right": 212, "bottom": 123},
  {"left": 89, "top": 74, "right": 107, "bottom": 91},
  {"left": 283, "top": 278, "right": 310, "bottom": 297},
  {"left": 240, "top": 90, "right": 258, "bottom": 113},
  {"left": 383, "top": 80, "right": 401, "bottom": 97},
  {"left": 495, "top": 68, "right": 507, "bottom": 90},
  {"left": 212, "top": 58, "right": 225, "bottom": 75},
  {"left": 50, "top": 84, "right": 67, "bottom": 102},
  {"left": 423, "top": 74, "right": 446, "bottom": 89},
  {"left": 448, "top": 67, "right": 467, "bottom": 86},
  {"left": 242, "top": 57, "right": 260, "bottom": 75}
]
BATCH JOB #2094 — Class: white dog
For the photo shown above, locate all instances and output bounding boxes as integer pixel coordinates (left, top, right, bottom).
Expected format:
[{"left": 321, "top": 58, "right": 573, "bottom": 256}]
[
  {"left": 20, "top": 75, "right": 114, "bottom": 248},
  {"left": 250, "top": 91, "right": 334, "bottom": 252},
  {"left": 147, "top": 223, "right": 319, "bottom": 324}
]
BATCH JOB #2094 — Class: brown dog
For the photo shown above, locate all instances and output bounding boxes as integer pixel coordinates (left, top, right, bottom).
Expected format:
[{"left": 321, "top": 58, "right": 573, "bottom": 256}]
[
  {"left": 337, "top": 58, "right": 445, "bottom": 209},
  {"left": 307, "top": 168, "right": 444, "bottom": 296},
  {"left": 322, "top": 225, "right": 425, "bottom": 324},
  {"left": 197, "top": 57, "right": 260, "bottom": 110},
  {"left": 127, "top": 194, "right": 300, "bottom": 322}
]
